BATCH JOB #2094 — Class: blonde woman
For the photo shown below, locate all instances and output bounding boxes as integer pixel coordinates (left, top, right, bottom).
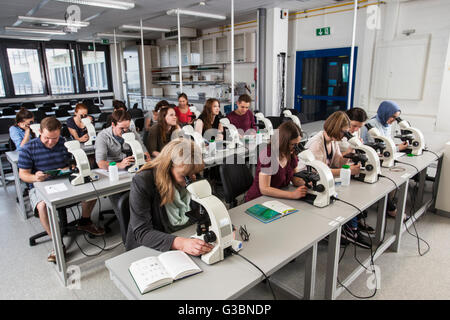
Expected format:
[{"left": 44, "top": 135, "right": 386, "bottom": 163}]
[{"left": 125, "top": 138, "right": 214, "bottom": 256}]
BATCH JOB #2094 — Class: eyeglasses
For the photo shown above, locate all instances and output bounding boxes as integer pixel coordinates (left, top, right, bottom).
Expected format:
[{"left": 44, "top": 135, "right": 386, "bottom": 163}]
[{"left": 239, "top": 225, "right": 250, "bottom": 242}]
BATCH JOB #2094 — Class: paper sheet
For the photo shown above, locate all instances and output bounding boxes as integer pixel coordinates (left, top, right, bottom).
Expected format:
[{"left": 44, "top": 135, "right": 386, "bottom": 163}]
[{"left": 45, "top": 183, "right": 68, "bottom": 194}]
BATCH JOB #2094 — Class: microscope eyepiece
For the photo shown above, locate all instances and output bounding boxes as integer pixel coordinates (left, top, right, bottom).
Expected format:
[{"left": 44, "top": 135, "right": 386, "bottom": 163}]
[
  {"left": 365, "top": 123, "right": 374, "bottom": 130},
  {"left": 184, "top": 176, "right": 193, "bottom": 186},
  {"left": 343, "top": 131, "right": 354, "bottom": 140}
]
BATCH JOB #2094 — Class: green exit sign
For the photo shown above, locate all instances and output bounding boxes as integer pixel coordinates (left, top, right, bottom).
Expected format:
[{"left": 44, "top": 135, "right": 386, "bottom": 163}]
[
  {"left": 101, "top": 38, "right": 110, "bottom": 45},
  {"left": 316, "top": 27, "right": 331, "bottom": 36}
]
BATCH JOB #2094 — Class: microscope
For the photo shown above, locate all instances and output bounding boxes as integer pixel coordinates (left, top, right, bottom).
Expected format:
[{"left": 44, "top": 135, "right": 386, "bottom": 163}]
[
  {"left": 365, "top": 123, "right": 396, "bottom": 168},
  {"left": 185, "top": 177, "right": 242, "bottom": 265},
  {"left": 81, "top": 117, "right": 96, "bottom": 146},
  {"left": 343, "top": 131, "right": 381, "bottom": 184},
  {"left": 219, "top": 118, "right": 242, "bottom": 149},
  {"left": 294, "top": 144, "right": 336, "bottom": 207},
  {"left": 64, "top": 140, "right": 99, "bottom": 186},
  {"left": 182, "top": 125, "right": 207, "bottom": 154},
  {"left": 30, "top": 123, "right": 41, "bottom": 137},
  {"left": 394, "top": 117, "right": 425, "bottom": 156},
  {"left": 189, "top": 106, "right": 201, "bottom": 120},
  {"left": 255, "top": 112, "right": 274, "bottom": 141},
  {"left": 122, "top": 132, "right": 145, "bottom": 173},
  {"left": 282, "top": 109, "right": 302, "bottom": 131}
]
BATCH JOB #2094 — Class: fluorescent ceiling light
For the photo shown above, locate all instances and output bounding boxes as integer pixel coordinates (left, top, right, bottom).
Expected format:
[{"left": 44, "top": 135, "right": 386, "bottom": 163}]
[
  {"left": 166, "top": 8, "right": 226, "bottom": 20},
  {"left": 18, "top": 16, "right": 89, "bottom": 28},
  {"left": 120, "top": 25, "right": 171, "bottom": 32},
  {"left": 5, "top": 27, "right": 66, "bottom": 35},
  {"left": 0, "top": 35, "right": 51, "bottom": 41},
  {"left": 54, "top": 0, "right": 135, "bottom": 10},
  {"left": 96, "top": 32, "right": 142, "bottom": 39}
]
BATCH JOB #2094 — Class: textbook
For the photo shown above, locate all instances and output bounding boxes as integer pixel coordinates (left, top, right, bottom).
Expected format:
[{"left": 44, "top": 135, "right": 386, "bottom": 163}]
[
  {"left": 129, "top": 250, "right": 202, "bottom": 294},
  {"left": 245, "top": 200, "right": 298, "bottom": 223}
]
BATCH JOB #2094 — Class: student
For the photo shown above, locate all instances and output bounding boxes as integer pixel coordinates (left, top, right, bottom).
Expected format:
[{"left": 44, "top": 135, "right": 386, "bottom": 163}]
[
  {"left": 174, "top": 93, "right": 193, "bottom": 125},
  {"left": 126, "top": 138, "right": 214, "bottom": 255},
  {"left": 245, "top": 121, "right": 308, "bottom": 202},
  {"left": 146, "top": 106, "right": 180, "bottom": 158},
  {"left": 144, "top": 99, "right": 169, "bottom": 131},
  {"left": 66, "top": 103, "right": 94, "bottom": 143},
  {"left": 9, "top": 107, "right": 35, "bottom": 151},
  {"left": 18, "top": 117, "right": 104, "bottom": 263},
  {"left": 304, "top": 111, "right": 371, "bottom": 248},
  {"left": 226, "top": 94, "right": 256, "bottom": 134},
  {"left": 360, "top": 100, "right": 408, "bottom": 217},
  {"left": 338, "top": 107, "right": 368, "bottom": 155},
  {"left": 194, "top": 98, "right": 224, "bottom": 140},
  {"left": 106, "top": 100, "right": 136, "bottom": 131}
]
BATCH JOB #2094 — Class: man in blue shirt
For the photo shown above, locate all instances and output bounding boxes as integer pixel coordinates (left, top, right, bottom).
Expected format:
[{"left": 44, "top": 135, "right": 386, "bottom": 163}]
[{"left": 18, "top": 117, "right": 104, "bottom": 263}]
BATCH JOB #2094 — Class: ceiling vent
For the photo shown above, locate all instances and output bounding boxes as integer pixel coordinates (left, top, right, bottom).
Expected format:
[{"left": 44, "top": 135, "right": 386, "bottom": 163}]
[{"left": 162, "top": 27, "right": 197, "bottom": 40}]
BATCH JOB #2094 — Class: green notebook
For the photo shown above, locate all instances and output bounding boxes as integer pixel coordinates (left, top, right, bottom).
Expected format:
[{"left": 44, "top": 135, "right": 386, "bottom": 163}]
[{"left": 245, "top": 201, "right": 298, "bottom": 223}]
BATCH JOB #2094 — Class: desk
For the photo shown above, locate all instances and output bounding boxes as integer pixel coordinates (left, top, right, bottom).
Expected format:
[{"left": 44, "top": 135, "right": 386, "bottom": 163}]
[
  {"left": 106, "top": 196, "right": 337, "bottom": 299},
  {"left": 34, "top": 170, "right": 135, "bottom": 286},
  {"left": 6, "top": 151, "right": 28, "bottom": 220}
]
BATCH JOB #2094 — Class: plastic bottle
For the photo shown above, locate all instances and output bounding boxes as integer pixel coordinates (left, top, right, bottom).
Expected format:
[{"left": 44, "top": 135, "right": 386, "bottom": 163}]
[
  {"left": 209, "top": 139, "right": 216, "bottom": 155},
  {"left": 256, "top": 130, "right": 262, "bottom": 145},
  {"left": 109, "top": 162, "right": 119, "bottom": 182},
  {"left": 340, "top": 164, "right": 351, "bottom": 186}
]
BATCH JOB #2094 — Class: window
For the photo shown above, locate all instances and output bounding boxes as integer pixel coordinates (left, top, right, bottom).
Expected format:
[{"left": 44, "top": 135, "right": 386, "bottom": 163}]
[
  {"left": 7, "top": 48, "right": 44, "bottom": 95},
  {"left": 82, "top": 51, "right": 108, "bottom": 91},
  {"left": 0, "top": 68, "right": 5, "bottom": 97},
  {"left": 46, "top": 48, "right": 77, "bottom": 94}
]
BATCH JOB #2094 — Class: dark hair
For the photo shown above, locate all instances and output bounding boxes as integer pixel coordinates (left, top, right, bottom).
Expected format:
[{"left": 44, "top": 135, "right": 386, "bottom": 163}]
[
  {"left": 199, "top": 98, "right": 220, "bottom": 131},
  {"left": 15, "top": 107, "right": 34, "bottom": 126},
  {"left": 346, "top": 107, "right": 368, "bottom": 122},
  {"left": 40, "top": 117, "right": 61, "bottom": 132},
  {"left": 155, "top": 100, "right": 170, "bottom": 112},
  {"left": 113, "top": 100, "right": 127, "bottom": 111},
  {"left": 323, "top": 111, "right": 350, "bottom": 140},
  {"left": 278, "top": 121, "right": 302, "bottom": 160},
  {"left": 178, "top": 93, "right": 188, "bottom": 102},
  {"left": 238, "top": 94, "right": 252, "bottom": 103},
  {"left": 111, "top": 109, "right": 131, "bottom": 125},
  {"left": 158, "top": 106, "right": 177, "bottom": 144},
  {"left": 75, "top": 103, "right": 88, "bottom": 113}
]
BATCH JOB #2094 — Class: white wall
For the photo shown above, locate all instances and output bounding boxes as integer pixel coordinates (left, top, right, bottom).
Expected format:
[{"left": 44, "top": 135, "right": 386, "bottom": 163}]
[{"left": 286, "top": 0, "right": 450, "bottom": 133}]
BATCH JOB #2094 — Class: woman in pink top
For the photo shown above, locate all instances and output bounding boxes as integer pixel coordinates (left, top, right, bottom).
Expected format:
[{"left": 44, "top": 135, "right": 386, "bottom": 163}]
[
  {"left": 174, "top": 93, "right": 193, "bottom": 125},
  {"left": 245, "top": 121, "right": 308, "bottom": 202}
]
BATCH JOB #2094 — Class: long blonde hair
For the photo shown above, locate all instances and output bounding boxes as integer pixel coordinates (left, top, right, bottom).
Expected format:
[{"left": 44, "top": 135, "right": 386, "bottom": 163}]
[{"left": 139, "top": 138, "right": 204, "bottom": 206}]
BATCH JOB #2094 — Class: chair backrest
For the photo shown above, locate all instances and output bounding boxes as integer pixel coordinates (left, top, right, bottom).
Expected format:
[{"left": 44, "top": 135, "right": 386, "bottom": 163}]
[
  {"left": 55, "top": 109, "right": 70, "bottom": 117},
  {"left": 61, "top": 123, "right": 71, "bottom": 139},
  {"left": 97, "top": 112, "right": 111, "bottom": 123},
  {"left": 8, "top": 137, "right": 16, "bottom": 151},
  {"left": 219, "top": 155, "right": 254, "bottom": 208},
  {"left": 266, "top": 116, "right": 283, "bottom": 129},
  {"left": 38, "top": 106, "right": 53, "bottom": 113},
  {"left": 134, "top": 117, "right": 144, "bottom": 131},
  {"left": 11, "top": 105, "right": 22, "bottom": 111},
  {"left": 2, "top": 107, "right": 16, "bottom": 116},
  {"left": 82, "top": 99, "right": 94, "bottom": 108},
  {"left": 117, "top": 191, "right": 131, "bottom": 244},
  {"left": 129, "top": 108, "right": 144, "bottom": 119},
  {"left": 33, "top": 110, "right": 46, "bottom": 123},
  {"left": 0, "top": 118, "right": 15, "bottom": 134},
  {"left": 88, "top": 104, "right": 101, "bottom": 114},
  {"left": 58, "top": 104, "right": 72, "bottom": 111},
  {"left": 22, "top": 102, "right": 36, "bottom": 110},
  {"left": 43, "top": 102, "right": 56, "bottom": 109}
]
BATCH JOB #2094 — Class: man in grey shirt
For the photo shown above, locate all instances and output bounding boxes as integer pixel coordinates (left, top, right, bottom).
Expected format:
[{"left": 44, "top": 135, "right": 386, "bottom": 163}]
[{"left": 95, "top": 109, "right": 150, "bottom": 242}]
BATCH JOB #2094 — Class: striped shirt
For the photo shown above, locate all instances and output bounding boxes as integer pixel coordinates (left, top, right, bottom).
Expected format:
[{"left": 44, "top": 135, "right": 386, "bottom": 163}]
[{"left": 18, "top": 137, "right": 71, "bottom": 187}]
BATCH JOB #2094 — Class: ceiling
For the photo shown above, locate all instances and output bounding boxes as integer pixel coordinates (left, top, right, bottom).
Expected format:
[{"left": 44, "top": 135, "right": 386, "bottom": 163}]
[{"left": 0, "top": 0, "right": 339, "bottom": 41}]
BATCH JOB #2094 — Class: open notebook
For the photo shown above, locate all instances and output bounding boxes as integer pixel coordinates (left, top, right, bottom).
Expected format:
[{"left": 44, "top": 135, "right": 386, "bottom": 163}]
[
  {"left": 129, "top": 250, "right": 202, "bottom": 294},
  {"left": 245, "top": 200, "right": 298, "bottom": 223}
]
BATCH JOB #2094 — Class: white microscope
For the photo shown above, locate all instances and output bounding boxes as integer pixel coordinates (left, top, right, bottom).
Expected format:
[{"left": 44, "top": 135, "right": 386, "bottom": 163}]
[
  {"left": 189, "top": 106, "right": 201, "bottom": 120},
  {"left": 343, "top": 131, "right": 381, "bottom": 184},
  {"left": 182, "top": 125, "right": 207, "bottom": 154},
  {"left": 255, "top": 112, "right": 274, "bottom": 141},
  {"left": 282, "top": 109, "right": 302, "bottom": 131},
  {"left": 294, "top": 144, "right": 336, "bottom": 208},
  {"left": 219, "top": 118, "right": 242, "bottom": 149},
  {"left": 394, "top": 117, "right": 425, "bottom": 156},
  {"left": 30, "top": 123, "right": 41, "bottom": 137},
  {"left": 81, "top": 117, "right": 96, "bottom": 146},
  {"left": 365, "top": 123, "right": 396, "bottom": 168},
  {"left": 122, "top": 132, "right": 145, "bottom": 173},
  {"left": 185, "top": 177, "right": 242, "bottom": 265},
  {"left": 64, "top": 140, "right": 99, "bottom": 186}
]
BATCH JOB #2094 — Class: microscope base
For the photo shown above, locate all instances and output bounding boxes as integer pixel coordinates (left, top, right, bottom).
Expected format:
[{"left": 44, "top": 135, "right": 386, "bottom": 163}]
[
  {"left": 302, "top": 193, "right": 333, "bottom": 208},
  {"left": 352, "top": 172, "right": 379, "bottom": 184}
]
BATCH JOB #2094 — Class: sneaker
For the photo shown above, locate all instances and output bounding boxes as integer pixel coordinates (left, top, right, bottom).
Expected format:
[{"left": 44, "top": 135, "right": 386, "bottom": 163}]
[
  {"left": 341, "top": 229, "right": 372, "bottom": 249},
  {"left": 77, "top": 220, "right": 105, "bottom": 236},
  {"left": 47, "top": 245, "right": 66, "bottom": 263},
  {"left": 358, "top": 221, "right": 375, "bottom": 235}
]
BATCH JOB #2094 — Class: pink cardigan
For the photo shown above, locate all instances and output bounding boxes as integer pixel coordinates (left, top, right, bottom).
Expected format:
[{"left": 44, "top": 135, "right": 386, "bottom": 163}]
[{"left": 303, "top": 130, "right": 348, "bottom": 169}]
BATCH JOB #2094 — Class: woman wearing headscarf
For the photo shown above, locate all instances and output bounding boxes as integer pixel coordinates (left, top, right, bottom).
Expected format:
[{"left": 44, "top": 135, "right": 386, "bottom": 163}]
[{"left": 360, "top": 101, "right": 408, "bottom": 218}]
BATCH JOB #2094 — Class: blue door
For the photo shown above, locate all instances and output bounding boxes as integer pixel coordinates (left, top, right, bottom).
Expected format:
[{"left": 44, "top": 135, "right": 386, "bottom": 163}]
[{"left": 294, "top": 47, "right": 357, "bottom": 123}]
